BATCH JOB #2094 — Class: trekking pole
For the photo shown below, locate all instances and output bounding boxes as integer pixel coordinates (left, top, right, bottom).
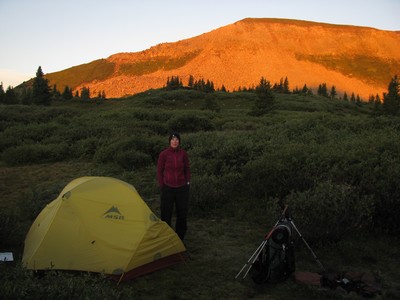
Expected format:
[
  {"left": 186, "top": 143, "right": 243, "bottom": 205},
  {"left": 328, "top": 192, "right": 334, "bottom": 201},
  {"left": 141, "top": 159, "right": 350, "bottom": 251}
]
[
  {"left": 289, "top": 220, "right": 326, "bottom": 273},
  {"left": 235, "top": 239, "right": 268, "bottom": 279},
  {"left": 235, "top": 205, "right": 290, "bottom": 279}
]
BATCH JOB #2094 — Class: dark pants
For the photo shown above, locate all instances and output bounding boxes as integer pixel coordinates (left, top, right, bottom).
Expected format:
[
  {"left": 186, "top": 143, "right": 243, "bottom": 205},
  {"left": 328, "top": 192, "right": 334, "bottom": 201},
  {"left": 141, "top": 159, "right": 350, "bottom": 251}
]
[{"left": 160, "top": 185, "right": 189, "bottom": 240}]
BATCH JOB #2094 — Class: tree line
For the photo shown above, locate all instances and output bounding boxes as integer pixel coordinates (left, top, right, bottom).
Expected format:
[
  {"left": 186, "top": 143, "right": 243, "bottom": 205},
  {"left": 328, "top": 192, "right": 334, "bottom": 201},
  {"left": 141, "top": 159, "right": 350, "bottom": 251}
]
[
  {"left": 165, "top": 74, "right": 400, "bottom": 116},
  {"left": 0, "top": 67, "right": 106, "bottom": 105},
  {"left": 1, "top": 67, "right": 399, "bottom": 115}
]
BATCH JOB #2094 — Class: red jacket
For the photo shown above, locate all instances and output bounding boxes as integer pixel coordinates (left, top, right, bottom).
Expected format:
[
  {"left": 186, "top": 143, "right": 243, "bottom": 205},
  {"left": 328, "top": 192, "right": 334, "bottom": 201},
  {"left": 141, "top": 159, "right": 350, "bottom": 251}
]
[{"left": 157, "top": 147, "right": 190, "bottom": 188}]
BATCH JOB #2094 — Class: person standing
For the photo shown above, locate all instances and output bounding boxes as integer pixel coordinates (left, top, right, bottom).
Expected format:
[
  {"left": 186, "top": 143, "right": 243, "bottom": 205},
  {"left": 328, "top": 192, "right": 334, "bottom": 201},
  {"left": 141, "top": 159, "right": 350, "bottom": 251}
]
[{"left": 157, "top": 132, "right": 190, "bottom": 241}]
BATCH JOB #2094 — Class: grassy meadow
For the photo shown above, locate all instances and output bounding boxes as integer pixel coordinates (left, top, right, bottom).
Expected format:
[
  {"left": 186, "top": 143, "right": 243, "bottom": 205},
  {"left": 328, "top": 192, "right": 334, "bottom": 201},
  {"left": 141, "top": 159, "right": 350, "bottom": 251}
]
[{"left": 1, "top": 89, "right": 400, "bottom": 299}]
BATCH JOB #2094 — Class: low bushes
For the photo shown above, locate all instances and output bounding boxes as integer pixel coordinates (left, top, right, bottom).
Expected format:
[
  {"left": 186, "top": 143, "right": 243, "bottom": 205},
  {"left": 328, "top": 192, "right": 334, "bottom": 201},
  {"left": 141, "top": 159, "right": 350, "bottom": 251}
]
[
  {"left": 1, "top": 91, "right": 400, "bottom": 238},
  {"left": 190, "top": 172, "right": 242, "bottom": 216},
  {"left": 167, "top": 113, "right": 215, "bottom": 132},
  {"left": 2, "top": 143, "right": 70, "bottom": 165},
  {"left": 285, "top": 181, "right": 374, "bottom": 243},
  {"left": 93, "top": 135, "right": 164, "bottom": 170}
]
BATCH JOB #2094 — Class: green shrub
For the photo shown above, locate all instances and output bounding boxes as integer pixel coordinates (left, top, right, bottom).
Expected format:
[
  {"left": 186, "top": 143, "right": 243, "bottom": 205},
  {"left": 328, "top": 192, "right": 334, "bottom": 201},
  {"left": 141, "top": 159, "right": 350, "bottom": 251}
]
[
  {"left": 115, "top": 150, "right": 152, "bottom": 170},
  {"left": 368, "top": 149, "right": 400, "bottom": 234},
  {"left": 189, "top": 132, "right": 260, "bottom": 177},
  {"left": 0, "top": 181, "right": 65, "bottom": 247},
  {"left": 216, "top": 137, "right": 259, "bottom": 173},
  {"left": 188, "top": 165, "right": 277, "bottom": 219},
  {"left": 241, "top": 143, "right": 315, "bottom": 199},
  {"left": 0, "top": 209, "right": 24, "bottom": 247},
  {"left": 0, "top": 122, "right": 61, "bottom": 151},
  {"left": 2, "top": 143, "right": 70, "bottom": 166},
  {"left": 72, "top": 137, "right": 100, "bottom": 159},
  {"left": 190, "top": 172, "right": 242, "bottom": 216},
  {"left": 138, "top": 120, "right": 168, "bottom": 135},
  {"left": 285, "top": 181, "right": 374, "bottom": 243},
  {"left": 58, "top": 124, "right": 112, "bottom": 143},
  {"left": 93, "top": 135, "right": 164, "bottom": 168},
  {"left": 220, "top": 120, "right": 261, "bottom": 131},
  {"left": 167, "top": 113, "right": 215, "bottom": 132},
  {"left": 189, "top": 175, "right": 224, "bottom": 215},
  {"left": 201, "top": 96, "right": 221, "bottom": 112},
  {"left": 18, "top": 181, "right": 66, "bottom": 222}
]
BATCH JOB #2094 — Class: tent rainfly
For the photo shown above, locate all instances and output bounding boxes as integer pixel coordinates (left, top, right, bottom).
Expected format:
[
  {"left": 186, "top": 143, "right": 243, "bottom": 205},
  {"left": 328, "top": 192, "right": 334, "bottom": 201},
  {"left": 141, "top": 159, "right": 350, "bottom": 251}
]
[{"left": 22, "top": 176, "right": 186, "bottom": 281}]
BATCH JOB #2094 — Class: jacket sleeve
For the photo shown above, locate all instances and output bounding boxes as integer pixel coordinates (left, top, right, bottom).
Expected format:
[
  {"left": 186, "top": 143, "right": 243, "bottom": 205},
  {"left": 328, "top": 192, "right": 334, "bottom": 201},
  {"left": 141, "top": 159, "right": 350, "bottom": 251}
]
[{"left": 184, "top": 151, "right": 191, "bottom": 183}]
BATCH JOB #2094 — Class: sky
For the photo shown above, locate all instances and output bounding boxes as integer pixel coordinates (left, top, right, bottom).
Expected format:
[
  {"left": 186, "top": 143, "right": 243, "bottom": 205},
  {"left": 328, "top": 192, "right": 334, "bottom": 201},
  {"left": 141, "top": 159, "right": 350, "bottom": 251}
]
[{"left": 1, "top": 0, "right": 399, "bottom": 88}]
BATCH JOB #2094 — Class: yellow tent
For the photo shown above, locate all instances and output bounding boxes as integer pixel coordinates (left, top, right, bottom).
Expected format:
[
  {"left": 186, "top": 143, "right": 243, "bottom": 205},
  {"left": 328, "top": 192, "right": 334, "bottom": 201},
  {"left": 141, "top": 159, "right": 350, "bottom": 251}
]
[{"left": 22, "top": 176, "right": 186, "bottom": 280}]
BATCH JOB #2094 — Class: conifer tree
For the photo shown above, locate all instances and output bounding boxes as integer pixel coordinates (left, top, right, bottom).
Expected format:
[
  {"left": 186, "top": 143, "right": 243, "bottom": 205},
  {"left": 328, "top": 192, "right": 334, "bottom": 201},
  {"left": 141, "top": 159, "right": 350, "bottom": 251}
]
[
  {"left": 383, "top": 75, "right": 399, "bottom": 115},
  {"left": 250, "top": 77, "right": 275, "bottom": 116},
  {"left": 278, "top": 78, "right": 284, "bottom": 92},
  {"left": 350, "top": 92, "right": 356, "bottom": 102},
  {"left": 373, "top": 95, "right": 382, "bottom": 114},
  {"left": 283, "top": 77, "right": 290, "bottom": 94},
  {"left": 0, "top": 82, "right": 5, "bottom": 104},
  {"left": 368, "top": 94, "right": 375, "bottom": 103},
  {"left": 80, "top": 87, "right": 90, "bottom": 100},
  {"left": 193, "top": 78, "right": 206, "bottom": 91},
  {"left": 21, "top": 88, "right": 33, "bottom": 105},
  {"left": 330, "top": 85, "right": 337, "bottom": 99},
  {"left": 4, "top": 86, "right": 18, "bottom": 104},
  {"left": 32, "top": 66, "right": 52, "bottom": 105},
  {"left": 166, "top": 76, "right": 183, "bottom": 90},
  {"left": 318, "top": 83, "right": 328, "bottom": 97},
  {"left": 301, "top": 84, "right": 308, "bottom": 95},
  {"left": 62, "top": 86, "right": 73, "bottom": 100},
  {"left": 343, "top": 92, "right": 348, "bottom": 101},
  {"left": 52, "top": 84, "right": 61, "bottom": 98},
  {"left": 188, "top": 75, "right": 194, "bottom": 88},
  {"left": 204, "top": 80, "right": 215, "bottom": 93}
]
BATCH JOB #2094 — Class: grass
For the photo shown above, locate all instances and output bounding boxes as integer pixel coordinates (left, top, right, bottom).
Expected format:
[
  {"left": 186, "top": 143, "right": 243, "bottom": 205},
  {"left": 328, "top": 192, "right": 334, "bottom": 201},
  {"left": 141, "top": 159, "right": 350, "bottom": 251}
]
[
  {"left": 119, "top": 50, "right": 202, "bottom": 76},
  {"left": 44, "top": 59, "right": 116, "bottom": 90},
  {"left": 295, "top": 54, "right": 398, "bottom": 86},
  {"left": 2, "top": 204, "right": 399, "bottom": 299},
  {"left": 1, "top": 160, "right": 399, "bottom": 299},
  {"left": 43, "top": 49, "right": 202, "bottom": 91}
]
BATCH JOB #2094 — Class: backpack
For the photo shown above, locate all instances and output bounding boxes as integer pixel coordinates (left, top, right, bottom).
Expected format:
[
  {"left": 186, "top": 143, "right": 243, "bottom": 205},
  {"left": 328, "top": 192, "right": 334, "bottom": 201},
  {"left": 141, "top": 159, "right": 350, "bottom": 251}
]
[{"left": 251, "top": 218, "right": 296, "bottom": 284}]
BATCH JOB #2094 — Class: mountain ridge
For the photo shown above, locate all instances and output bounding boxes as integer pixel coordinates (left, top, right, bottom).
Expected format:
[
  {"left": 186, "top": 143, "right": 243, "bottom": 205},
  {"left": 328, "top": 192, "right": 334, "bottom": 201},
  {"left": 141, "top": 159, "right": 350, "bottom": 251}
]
[{"left": 45, "top": 18, "right": 400, "bottom": 99}]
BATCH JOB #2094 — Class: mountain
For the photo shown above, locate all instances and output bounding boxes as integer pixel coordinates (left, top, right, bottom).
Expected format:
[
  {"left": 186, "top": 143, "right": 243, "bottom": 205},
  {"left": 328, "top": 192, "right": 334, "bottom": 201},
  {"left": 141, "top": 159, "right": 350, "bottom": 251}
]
[{"left": 45, "top": 18, "right": 400, "bottom": 99}]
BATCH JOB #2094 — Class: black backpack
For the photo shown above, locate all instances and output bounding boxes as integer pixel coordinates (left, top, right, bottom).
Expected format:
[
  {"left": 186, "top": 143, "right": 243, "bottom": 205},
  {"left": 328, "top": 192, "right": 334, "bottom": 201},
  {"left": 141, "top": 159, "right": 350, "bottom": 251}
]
[{"left": 251, "top": 218, "right": 296, "bottom": 284}]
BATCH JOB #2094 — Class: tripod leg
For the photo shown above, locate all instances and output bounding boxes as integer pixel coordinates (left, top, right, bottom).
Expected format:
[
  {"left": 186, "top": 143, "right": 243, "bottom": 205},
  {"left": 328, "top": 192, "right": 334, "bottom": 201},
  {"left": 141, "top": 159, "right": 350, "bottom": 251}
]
[{"left": 290, "top": 220, "right": 326, "bottom": 272}]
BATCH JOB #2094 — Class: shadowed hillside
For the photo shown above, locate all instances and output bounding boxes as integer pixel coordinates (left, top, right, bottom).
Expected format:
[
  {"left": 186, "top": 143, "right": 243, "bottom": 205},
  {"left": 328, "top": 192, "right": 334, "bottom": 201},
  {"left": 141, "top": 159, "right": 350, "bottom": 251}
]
[{"left": 44, "top": 18, "right": 400, "bottom": 99}]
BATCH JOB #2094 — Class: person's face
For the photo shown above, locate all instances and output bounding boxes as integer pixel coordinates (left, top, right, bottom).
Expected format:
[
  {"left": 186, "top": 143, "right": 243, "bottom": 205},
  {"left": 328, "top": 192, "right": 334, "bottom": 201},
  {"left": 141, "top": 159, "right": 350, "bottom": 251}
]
[{"left": 170, "top": 137, "right": 180, "bottom": 149}]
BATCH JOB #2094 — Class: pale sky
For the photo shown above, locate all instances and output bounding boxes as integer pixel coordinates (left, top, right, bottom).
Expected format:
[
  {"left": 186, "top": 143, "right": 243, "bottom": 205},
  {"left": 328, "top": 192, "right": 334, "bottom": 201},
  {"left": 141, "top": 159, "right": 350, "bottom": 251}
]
[{"left": 0, "top": 0, "right": 399, "bottom": 88}]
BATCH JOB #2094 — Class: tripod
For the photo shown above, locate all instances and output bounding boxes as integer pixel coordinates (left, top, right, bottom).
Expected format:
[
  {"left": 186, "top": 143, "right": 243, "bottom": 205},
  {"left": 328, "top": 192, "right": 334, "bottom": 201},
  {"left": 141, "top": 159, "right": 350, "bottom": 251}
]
[{"left": 235, "top": 205, "right": 325, "bottom": 280}]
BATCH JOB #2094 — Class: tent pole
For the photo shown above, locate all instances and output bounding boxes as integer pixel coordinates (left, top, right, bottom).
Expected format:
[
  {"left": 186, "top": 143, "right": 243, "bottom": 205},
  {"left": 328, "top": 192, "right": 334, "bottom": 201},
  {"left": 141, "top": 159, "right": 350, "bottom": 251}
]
[{"left": 117, "top": 273, "right": 125, "bottom": 285}]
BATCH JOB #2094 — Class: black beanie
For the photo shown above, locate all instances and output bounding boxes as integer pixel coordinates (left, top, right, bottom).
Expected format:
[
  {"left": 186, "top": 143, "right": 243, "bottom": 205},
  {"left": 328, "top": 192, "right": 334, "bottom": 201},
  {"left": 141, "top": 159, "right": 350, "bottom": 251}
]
[{"left": 169, "top": 132, "right": 181, "bottom": 142}]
